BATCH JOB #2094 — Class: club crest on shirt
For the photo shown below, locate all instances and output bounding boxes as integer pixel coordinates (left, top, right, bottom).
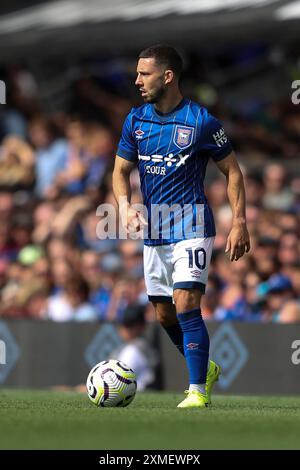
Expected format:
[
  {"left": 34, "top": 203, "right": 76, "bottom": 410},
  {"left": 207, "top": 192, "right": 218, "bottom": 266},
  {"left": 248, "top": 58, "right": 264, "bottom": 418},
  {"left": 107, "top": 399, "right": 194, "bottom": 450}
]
[{"left": 173, "top": 125, "right": 194, "bottom": 150}]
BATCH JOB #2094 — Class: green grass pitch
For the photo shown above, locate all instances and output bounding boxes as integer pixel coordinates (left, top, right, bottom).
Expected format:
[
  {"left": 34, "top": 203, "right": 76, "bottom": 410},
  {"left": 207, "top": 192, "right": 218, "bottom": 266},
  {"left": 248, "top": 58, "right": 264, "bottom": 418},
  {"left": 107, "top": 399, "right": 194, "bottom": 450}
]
[{"left": 0, "top": 390, "right": 300, "bottom": 450}]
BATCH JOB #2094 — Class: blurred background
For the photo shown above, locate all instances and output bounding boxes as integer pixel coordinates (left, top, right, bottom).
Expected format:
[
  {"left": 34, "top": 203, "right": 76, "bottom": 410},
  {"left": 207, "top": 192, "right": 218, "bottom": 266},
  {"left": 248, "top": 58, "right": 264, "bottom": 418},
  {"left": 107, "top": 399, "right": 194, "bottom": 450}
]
[{"left": 0, "top": 0, "right": 299, "bottom": 391}]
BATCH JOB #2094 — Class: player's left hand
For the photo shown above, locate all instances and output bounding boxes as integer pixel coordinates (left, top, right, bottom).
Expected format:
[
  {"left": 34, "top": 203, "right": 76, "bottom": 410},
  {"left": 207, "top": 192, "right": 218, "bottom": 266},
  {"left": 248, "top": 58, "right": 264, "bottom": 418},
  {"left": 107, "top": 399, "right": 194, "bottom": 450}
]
[{"left": 225, "top": 221, "right": 250, "bottom": 261}]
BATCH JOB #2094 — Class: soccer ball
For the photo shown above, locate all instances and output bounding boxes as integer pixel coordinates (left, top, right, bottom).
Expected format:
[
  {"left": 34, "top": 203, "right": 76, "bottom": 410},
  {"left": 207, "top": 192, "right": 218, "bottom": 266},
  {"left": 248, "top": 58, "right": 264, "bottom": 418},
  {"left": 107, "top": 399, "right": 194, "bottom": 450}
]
[{"left": 86, "top": 359, "right": 137, "bottom": 407}]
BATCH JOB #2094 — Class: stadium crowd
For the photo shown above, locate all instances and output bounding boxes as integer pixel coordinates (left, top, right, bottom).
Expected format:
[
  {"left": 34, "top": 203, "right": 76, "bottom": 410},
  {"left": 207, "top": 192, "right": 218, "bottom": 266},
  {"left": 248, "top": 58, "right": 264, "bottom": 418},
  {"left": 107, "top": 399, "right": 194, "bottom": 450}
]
[{"left": 0, "top": 44, "right": 299, "bottom": 323}]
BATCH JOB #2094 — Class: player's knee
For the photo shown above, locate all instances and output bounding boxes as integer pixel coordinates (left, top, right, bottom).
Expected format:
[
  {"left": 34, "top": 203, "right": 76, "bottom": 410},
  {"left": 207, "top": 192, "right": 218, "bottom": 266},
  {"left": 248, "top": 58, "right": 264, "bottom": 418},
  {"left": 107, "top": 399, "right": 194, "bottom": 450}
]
[{"left": 173, "top": 289, "right": 202, "bottom": 313}]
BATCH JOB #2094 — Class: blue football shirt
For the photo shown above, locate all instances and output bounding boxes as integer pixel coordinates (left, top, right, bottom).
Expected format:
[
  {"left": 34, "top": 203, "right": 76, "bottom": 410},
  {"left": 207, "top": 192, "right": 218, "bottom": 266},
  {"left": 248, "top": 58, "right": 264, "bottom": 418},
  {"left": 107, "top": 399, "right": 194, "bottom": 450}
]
[{"left": 117, "top": 98, "right": 232, "bottom": 245}]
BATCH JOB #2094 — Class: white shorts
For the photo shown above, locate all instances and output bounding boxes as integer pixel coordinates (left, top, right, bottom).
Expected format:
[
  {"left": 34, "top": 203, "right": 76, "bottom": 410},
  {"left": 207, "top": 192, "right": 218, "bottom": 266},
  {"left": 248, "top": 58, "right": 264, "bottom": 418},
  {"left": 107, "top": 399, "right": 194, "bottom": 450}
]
[{"left": 144, "top": 237, "right": 215, "bottom": 303}]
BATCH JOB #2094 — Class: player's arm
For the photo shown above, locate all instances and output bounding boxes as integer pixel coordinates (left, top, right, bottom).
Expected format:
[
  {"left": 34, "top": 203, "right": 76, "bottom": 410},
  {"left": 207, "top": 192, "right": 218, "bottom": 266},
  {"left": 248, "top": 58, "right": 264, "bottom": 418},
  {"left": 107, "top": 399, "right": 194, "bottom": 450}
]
[
  {"left": 112, "top": 155, "right": 134, "bottom": 228},
  {"left": 113, "top": 111, "right": 146, "bottom": 233},
  {"left": 112, "top": 156, "right": 146, "bottom": 233},
  {"left": 214, "top": 151, "right": 250, "bottom": 261}
]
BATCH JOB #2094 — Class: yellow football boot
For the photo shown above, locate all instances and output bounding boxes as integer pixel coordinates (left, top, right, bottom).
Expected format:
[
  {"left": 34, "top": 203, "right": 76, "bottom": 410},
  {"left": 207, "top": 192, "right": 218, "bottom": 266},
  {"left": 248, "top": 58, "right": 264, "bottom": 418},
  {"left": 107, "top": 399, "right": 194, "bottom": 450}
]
[{"left": 177, "top": 390, "right": 209, "bottom": 408}]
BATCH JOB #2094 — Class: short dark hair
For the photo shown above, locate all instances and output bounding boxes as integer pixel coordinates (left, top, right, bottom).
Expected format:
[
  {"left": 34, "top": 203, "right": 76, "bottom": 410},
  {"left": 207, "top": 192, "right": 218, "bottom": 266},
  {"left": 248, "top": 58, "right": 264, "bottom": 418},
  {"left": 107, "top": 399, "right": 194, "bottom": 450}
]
[
  {"left": 119, "top": 305, "right": 146, "bottom": 327},
  {"left": 138, "top": 44, "right": 183, "bottom": 78}
]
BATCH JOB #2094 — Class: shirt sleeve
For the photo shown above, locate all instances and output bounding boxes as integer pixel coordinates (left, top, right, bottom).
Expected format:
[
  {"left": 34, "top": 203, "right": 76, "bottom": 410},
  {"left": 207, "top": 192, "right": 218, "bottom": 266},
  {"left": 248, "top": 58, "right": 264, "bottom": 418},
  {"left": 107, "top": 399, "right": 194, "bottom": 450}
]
[
  {"left": 116, "top": 111, "right": 138, "bottom": 162},
  {"left": 200, "top": 113, "right": 233, "bottom": 162}
]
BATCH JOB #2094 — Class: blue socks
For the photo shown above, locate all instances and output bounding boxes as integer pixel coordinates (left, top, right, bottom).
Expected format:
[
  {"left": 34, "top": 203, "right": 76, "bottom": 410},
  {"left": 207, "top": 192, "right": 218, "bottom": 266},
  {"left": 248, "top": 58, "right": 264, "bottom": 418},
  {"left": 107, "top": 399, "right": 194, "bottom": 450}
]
[
  {"left": 161, "top": 309, "right": 210, "bottom": 385},
  {"left": 163, "top": 322, "right": 184, "bottom": 356},
  {"left": 177, "top": 308, "right": 209, "bottom": 384}
]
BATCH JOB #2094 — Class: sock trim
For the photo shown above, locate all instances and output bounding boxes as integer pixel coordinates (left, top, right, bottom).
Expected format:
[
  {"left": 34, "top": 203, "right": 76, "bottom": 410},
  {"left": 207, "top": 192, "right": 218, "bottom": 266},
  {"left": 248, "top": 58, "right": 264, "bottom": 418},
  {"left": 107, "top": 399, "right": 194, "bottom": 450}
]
[
  {"left": 189, "top": 384, "right": 206, "bottom": 394},
  {"left": 177, "top": 308, "right": 202, "bottom": 322}
]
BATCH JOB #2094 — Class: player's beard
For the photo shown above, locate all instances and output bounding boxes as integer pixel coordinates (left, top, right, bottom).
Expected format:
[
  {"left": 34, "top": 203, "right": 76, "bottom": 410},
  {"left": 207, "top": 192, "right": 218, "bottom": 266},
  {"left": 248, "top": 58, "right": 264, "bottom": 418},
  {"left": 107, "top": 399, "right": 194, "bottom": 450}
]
[{"left": 144, "top": 84, "right": 166, "bottom": 103}]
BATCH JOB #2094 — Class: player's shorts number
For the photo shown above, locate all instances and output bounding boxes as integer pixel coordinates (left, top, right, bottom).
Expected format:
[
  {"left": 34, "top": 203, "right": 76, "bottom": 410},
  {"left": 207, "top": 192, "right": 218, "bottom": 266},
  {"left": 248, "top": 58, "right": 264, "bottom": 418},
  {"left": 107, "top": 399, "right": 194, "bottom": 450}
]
[{"left": 185, "top": 248, "right": 206, "bottom": 270}]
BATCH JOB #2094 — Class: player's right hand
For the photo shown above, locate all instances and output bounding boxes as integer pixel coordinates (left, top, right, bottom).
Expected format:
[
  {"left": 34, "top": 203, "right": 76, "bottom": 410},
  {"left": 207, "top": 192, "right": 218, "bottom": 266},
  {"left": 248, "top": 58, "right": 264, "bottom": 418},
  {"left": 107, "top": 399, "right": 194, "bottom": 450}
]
[
  {"left": 120, "top": 207, "right": 147, "bottom": 234},
  {"left": 225, "top": 221, "right": 251, "bottom": 261}
]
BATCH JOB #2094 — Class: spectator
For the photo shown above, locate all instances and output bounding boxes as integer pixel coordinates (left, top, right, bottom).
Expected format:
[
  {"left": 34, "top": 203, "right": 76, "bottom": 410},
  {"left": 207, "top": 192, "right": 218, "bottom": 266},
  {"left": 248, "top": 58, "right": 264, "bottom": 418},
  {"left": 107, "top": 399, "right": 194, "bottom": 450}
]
[
  {"left": 277, "top": 301, "right": 300, "bottom": 323},
  {"left": 54, "top": 119, "right": 87, "bottom": 194},
  {"left": 263, "top": 163, "right": 294, "bottom": 211},
  {"left": 257, "top": 274, "right": 295, "bottom": 322},
  {"left": 0, "top": 136, "right": 35, "bottom": 190},
  {"left": 109, "top": 305, "right": 158, "bottom": 391},
  {"left": 29, "top": 116, "right": 67, "bottom": 198},
  {"left": 80, "top": 250, "right": 111, "bottom": 320},
  {"left": 47, "top": 276, "right": 97, "bottom": 322}
]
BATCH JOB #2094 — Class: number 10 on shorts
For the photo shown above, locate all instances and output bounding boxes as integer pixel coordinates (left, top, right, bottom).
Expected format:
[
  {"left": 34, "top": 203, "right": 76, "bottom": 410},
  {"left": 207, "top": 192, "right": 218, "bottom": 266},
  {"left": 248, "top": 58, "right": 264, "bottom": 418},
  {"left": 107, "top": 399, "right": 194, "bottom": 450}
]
[{"left": 185, "top": 248, "right": 207, "bottom": 270}]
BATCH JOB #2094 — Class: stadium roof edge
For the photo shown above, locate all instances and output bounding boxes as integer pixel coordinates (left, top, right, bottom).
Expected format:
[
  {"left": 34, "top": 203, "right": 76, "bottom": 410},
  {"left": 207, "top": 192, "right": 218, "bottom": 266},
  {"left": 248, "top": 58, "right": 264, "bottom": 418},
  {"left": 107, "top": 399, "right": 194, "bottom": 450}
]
[{"left": 0, "top": 0, "right": 298, "bottom": 62}]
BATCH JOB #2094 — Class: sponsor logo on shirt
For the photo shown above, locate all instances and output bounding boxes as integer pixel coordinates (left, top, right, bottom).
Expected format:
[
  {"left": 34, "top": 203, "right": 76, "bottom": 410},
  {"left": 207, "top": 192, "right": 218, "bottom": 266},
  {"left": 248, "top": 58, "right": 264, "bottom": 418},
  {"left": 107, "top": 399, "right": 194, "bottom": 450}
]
[
  {"left": 213, "top": 128, "right": 228, "bottom": 147},
  {"left": 187, "top": 342, "right": 199, "bottom": 350},
  {"left": 138, "top": 153, "right": 190, "bottom": 169},
  {"left": 190, "top": 269, "right": 202, "bottom": 278},
  {"left": 135, "top": 129, "right": 145, "bottom": 139}
]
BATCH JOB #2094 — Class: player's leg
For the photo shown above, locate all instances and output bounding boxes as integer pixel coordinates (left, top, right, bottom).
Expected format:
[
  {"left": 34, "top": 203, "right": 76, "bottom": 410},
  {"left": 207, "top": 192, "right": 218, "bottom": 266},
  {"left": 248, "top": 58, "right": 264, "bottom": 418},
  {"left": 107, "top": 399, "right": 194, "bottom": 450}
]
[
  {"left": 144, "top": 241, "right": 219, "bottom": 407},
  {"left": 152, "top": 292, "right": 219, "bottom": 408},
  {"left": 144, "top": 245, "right": 184, "bottom": 354},
  {"left": 172, "top": 238, "right": 220, "bottom": 408},
  {"left": 174, "top": 288, "right": 210, "bottom": 407},
  {"left": 144, "top": 244, "right": 184, "bottom": 356},
  {"left": 151, "top": 300, "right": 184, "bottom": 356}
]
